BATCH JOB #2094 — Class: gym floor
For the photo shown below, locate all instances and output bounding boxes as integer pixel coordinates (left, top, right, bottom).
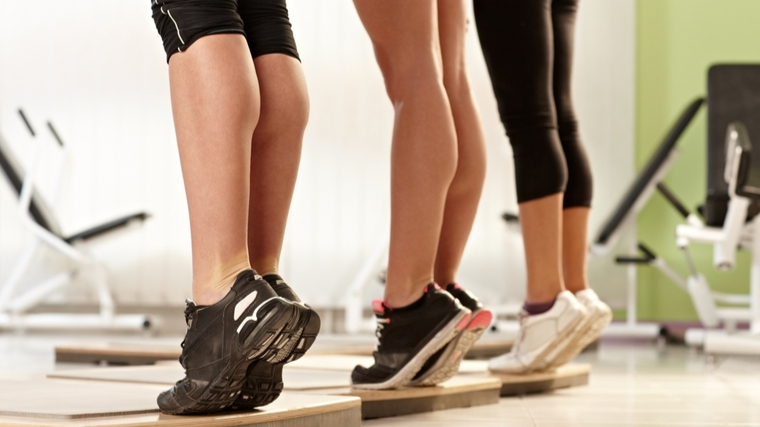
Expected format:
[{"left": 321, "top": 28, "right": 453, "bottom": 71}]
[{"left": 2, "top": 333, "right": 759, "bottom": 426}]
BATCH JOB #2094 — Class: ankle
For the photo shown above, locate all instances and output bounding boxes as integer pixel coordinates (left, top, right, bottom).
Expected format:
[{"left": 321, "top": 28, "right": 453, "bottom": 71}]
[
  {"left": 433, "top": 272, "right": 456, "bottom": 288},
  {"left": 193, "top": 288, "right": 231, "bottom": 306},
  {"left": 526, "top": 280, "right": 564, "bottom": 304},
  {"left": 249, "top": 257, "right": 278, "bottom": 278},
  {"left": 192, "top": 252, "right": 251, "bottom": 305},
  {"left": 383, "top": 285, "right": 426, "bottom": 309},
  {"left": 565, "top": 282, "right": 589, "bottom": 294},
  {"left": 523, "top": 299, "right": 556, "bottom": 315}
]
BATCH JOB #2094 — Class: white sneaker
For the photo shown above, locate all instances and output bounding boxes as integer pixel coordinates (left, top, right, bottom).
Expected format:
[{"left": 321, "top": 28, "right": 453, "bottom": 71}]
[
  {"left": 488, "top": 291, "right": 587, "bottom": 374},
  {"left": 546, "top": 288, "right": 613, "bottom": 369}
]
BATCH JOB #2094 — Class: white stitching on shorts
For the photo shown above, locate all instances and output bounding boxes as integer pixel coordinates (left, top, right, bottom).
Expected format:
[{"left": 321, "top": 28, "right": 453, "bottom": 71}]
[{"left": 160, "top": 6, "right": 185, "bottom": 47}]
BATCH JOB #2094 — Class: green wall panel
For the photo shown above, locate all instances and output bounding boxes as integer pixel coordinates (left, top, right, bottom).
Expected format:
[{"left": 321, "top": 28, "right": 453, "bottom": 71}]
[{"left": 636, "top": 0, "right": 760, "bottom": 321}]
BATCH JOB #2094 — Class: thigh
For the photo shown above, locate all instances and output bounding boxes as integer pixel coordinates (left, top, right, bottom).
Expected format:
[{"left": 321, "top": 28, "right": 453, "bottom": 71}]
[
  {"left": 353, "top": 0, "right": 441, "bottom": 79},
  {"left": 551, "top": 0, "right": 580, "bottom": 123},
  {"left": 238, "top": 0, "right": 300, "bottom": 61},
  {"left": 437, "top": 0, "right": 468, "bottom": 85},
  {"left": 152, "top": 0, "right": 245, "bottom": 63},
  {"left": 473, "top": 0, "right": 555, "bottom": 123}
]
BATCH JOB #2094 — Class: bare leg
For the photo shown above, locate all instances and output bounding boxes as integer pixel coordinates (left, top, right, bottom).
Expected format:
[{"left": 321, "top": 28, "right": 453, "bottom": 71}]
[
  {"left": 353, "top": 0, "right": 458, "bottom": 308},
  {"left": 169, "top": 34, "right": 258, "bottom": 305},
  {"left": 434, "top": 0, "right": 487, "bottom": 286},
  {"left": 562, "top": 207, "right": 589, "bottom": 293},
  {"left": 247, "top": 54, "right": 309, "bottom": 276},
  {"left": 519, "top": 193, "right": 565, "bottom": 303}
]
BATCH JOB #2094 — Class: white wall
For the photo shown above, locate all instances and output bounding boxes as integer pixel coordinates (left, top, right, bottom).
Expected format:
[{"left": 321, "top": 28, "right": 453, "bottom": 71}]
[{"left": 0, "top": 0, "right": 635, "bottom": 311}]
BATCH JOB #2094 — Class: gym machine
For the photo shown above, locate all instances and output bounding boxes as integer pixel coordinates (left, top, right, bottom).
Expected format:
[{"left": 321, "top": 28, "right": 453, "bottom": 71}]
[{"left": 0, "top": 110, "right": 151, "bottom": 330}]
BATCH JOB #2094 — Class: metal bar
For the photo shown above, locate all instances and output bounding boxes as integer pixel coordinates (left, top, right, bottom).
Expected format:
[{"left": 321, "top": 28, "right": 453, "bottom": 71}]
[
  {"left": 47, "top": 122, "right": 65, "bottom": 147},
  {"left": 17, "top": 109, "right": 35, "bottom": 136},
  {"left": 656, "top": 182, "right": 690, "bottom": 218},
  {"left": 627, "top": 224, "right": 638, "bottom": 327}
]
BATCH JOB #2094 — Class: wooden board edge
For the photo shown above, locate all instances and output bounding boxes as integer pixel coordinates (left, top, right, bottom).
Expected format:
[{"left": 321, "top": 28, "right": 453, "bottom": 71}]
[
  {"left": 360, "top": 388, "right": 499, "bottom": 420},
  {"left": 0, "top": 395, "right": 361, "bottom": 427},
  {"left": 55, "top": 346, "right": 178, "bottom": 359},
  {"left": 314, "top": 377, "right": 502, "bottom": 402},
  {"left": 497, "top": 369, "right": 590, "bottom": 396},
  {"left": 494, "top": 363, "right": 591, "bottom": 385}
]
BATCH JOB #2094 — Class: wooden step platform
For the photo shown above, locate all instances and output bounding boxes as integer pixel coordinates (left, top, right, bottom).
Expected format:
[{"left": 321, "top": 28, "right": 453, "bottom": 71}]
[
  {"left": 289, "top": 354, "right": 590, "bottom": 397},
  {"left": 53, "top": 350, "right": 590, "bottom": 397},
  {"left": 317, "top": 376, "right": 502, "bottom": 419},
  {"left": 55, "top": 342, "right": 180, "bottom": 365},
  {"left": 0, "top": 378, "right": 360, "bottom": 426},
  {"left": 54, "top": 334, "right": 514, "bottom": 365},
  {"left": 490, "top": 363, "right": 591, "bottom": 396},
  {"left": 48, "top": 364, "right": 352, "bottom": 391},
  {"left": 46, "top": 363, "right": 502, "bottom": 420}
]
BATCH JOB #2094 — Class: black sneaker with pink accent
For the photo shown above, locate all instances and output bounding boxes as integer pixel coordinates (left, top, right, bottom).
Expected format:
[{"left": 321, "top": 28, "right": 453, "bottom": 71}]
[
  {"left": 408, "top": 283, "right": 494, "bottom": 386},
  {"left": 351, "top": 284, "right": 471, "bottom": 390}
]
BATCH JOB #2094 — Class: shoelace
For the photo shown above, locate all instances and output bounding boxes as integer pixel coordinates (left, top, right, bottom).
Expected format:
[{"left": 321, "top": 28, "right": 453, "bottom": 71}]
[
  {"left": 510, "top": 311, "right": 530, "bottom": 355},
  {"left": 183, "top": 299, "right": 199, "bottom": 328},
  {"left": 373, "top": 317, "right": 391, "bottom": 352},
  {"left": 178, "top": 300, "right": 200, "bottom": 367},
  {"left": 375, "top": 317, "right": 390, "bottom": 339}
]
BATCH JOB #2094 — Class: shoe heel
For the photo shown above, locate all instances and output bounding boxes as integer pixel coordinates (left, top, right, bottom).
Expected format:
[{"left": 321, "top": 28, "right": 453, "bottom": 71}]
[
  {"left": 467, "top": 309, "right": 493, "bottom": 330},
  {"left": 269, "top": 305, "right": 321, "bottom": 364},
  {"left": 239, "top": 298, "right": 297, "bottom": 360},
  {"left": 288, "top": 306, "right": 321, "bottom": 362},
  {"left": 454, "top": 311, "right": 472, "bottom": 331},
  {"left": 232, "top": 360, "right": 284, "bottom": 409}
]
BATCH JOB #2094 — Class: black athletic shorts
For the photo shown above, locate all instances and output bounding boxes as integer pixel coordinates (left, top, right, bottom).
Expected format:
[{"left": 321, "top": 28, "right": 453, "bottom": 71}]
[{"left": 151, "top": 0, "right": 300, "bottom": 63}]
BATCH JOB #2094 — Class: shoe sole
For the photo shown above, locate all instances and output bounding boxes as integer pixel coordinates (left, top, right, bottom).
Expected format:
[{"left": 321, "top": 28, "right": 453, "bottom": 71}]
[
  {"left": 231, "top": 303, "right": 321, "bottom": 409},
  {"left": 351, "top": 310, "right": 471, "bottom": 390},
  {"left": 544, "top": 304, "right": 612, "bottom": 369},
  {"left": 409, "top": 309, "right": 493, "bottom": 387},
  {"left": 162, "top": 298, "right": 300, "bottom": 415},
  {"left": 488, "top": 306, "right": 585, "bottom": 375}
]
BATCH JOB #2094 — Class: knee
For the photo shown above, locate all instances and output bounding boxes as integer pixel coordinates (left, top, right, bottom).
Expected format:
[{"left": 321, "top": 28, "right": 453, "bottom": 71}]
[
  {"left": 495, "top": 89, "right": 557, "bottom": 139},
  {"left": 510, "top": 131, "right": 568, "bottom": 204},
  {"left": 560, "top": 133, "right": 593, "bottom": 208},
  {"left": 442, "top": 55, "right": 468, "bottom": 92},
  {"left": 258, "top": 82, "right": 309, "bottom": 137},
  {"left": 373, "top": 45, "right": 443, "bottom": 104}
]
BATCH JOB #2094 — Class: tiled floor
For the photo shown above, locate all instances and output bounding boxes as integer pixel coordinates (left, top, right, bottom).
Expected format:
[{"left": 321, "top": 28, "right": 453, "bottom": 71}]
[
  {"left": 364, "top": 342, "right": 760, "bottom": 426},
  {"left": 1, "top": 333, "right": 760, "bottom": 426}
]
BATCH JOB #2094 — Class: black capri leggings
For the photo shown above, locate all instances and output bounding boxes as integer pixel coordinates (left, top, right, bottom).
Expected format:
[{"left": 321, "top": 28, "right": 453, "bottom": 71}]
[{"left": 474, "top": 0, "right": 592, "bottom": 208}]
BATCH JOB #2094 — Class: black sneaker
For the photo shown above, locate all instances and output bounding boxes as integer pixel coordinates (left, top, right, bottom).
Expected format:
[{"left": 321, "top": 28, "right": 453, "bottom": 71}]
[
  {"left": 231, "top": 274, "right": 321, "bottom": 409},
  {"left": 351, "top": 284, "right": 471, "bottom": 390},
  {"left": 157, "top": 270, "right": 302, "bottom": 415},
  {"left": 409, "top": 283, "right": 493, "bottom": 386}
]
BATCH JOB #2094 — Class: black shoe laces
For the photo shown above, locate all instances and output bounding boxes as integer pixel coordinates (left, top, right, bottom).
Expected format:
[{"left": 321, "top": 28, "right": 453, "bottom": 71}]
[
  {"left": 178, "top": 300, "right": 200, "bottom": 367},
  {"left": 183, "top": 299, "right": 199, "bottom": 329}
]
